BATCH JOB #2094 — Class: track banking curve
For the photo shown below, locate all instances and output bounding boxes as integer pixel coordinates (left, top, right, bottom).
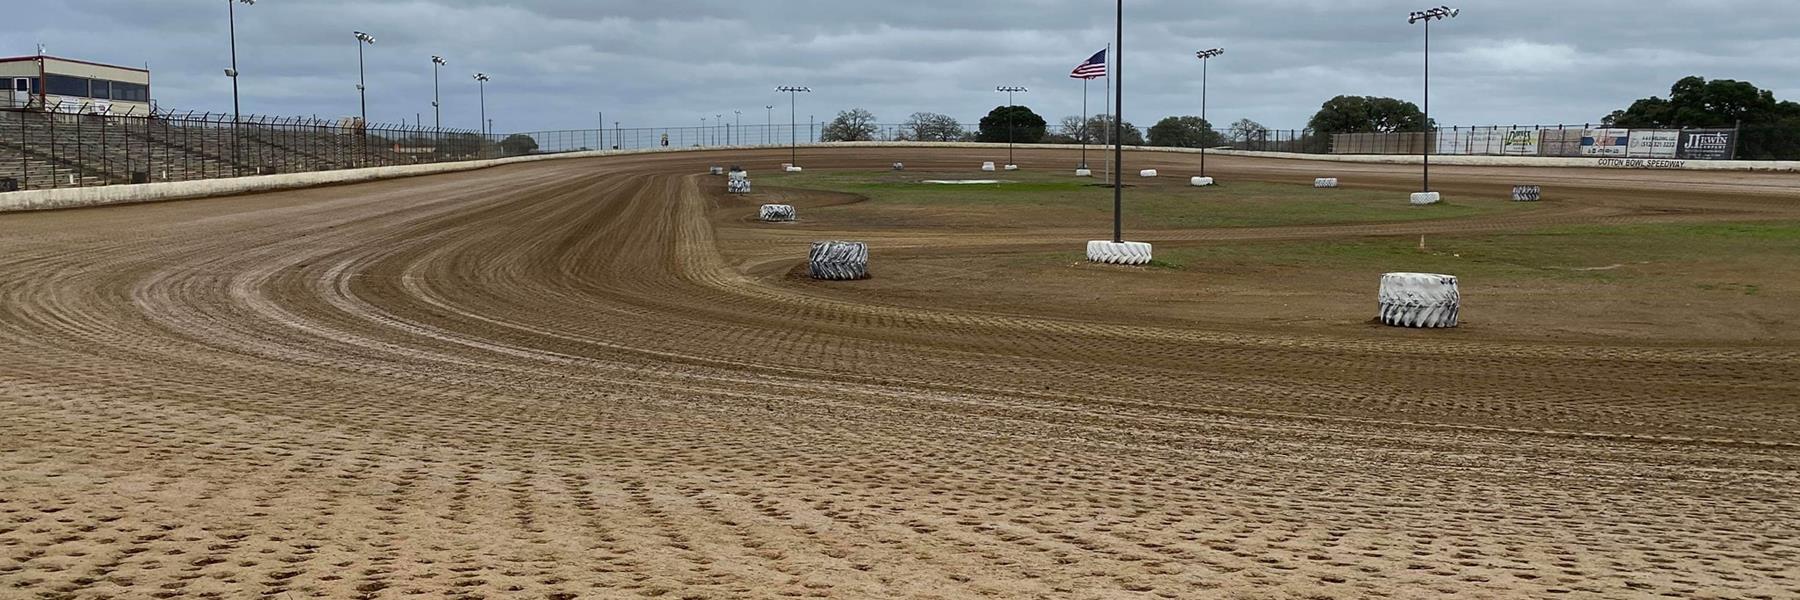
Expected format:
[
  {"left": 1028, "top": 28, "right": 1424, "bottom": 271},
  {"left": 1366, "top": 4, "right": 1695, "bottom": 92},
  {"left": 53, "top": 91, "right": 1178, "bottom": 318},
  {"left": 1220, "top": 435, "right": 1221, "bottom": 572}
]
[{"left": 1, "top": 148, "right": 1797, "bottom": 599}]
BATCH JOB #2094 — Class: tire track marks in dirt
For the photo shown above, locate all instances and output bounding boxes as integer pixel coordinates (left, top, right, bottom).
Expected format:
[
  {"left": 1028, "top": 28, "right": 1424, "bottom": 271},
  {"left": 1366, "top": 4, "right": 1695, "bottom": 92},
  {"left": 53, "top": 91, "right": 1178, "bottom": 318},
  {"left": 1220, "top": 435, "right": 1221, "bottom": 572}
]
[{"left": 1, "top": 148, "right": 1796, "bottom": 599}]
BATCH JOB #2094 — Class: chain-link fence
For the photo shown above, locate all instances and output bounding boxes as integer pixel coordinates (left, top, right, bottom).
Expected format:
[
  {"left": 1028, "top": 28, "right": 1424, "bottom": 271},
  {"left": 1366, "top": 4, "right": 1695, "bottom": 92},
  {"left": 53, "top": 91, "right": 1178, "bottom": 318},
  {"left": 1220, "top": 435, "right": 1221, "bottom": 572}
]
[{"left": 6, "top": 106, "right": 1794, "bottom": 193}]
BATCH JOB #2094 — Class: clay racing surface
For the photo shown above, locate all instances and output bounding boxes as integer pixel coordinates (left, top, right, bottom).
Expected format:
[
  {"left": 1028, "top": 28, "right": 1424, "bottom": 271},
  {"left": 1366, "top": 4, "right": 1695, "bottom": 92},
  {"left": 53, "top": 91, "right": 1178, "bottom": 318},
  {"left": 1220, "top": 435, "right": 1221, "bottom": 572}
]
[{"left": 2, "top": 147, "right": 1797, "bottom": 599}]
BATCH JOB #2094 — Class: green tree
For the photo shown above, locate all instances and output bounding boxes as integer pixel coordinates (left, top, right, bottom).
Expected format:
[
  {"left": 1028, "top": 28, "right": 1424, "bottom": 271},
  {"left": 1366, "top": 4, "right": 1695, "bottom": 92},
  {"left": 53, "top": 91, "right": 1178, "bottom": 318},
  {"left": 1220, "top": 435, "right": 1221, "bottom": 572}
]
[
  {"left": 1306, "top": 95, "right": 1427, "bottom": 135},
  {"left": 499, "top": 134, "right": 539, "bottom": 156},
  {"left": 977, "top": 105, "right": 1048, "bottom": 143},
  {"left": 821, "top": 108, "right": 879, "bottom": 142},
  {"left": 1603, "top": 76, "right": 1800, "bottom": 159},
  {"left": 1603, "top": 76, "right": 1797, "bottom": 128},
  {"left": 1147, "top": 116, "right": 1224, "bottom": 148}
]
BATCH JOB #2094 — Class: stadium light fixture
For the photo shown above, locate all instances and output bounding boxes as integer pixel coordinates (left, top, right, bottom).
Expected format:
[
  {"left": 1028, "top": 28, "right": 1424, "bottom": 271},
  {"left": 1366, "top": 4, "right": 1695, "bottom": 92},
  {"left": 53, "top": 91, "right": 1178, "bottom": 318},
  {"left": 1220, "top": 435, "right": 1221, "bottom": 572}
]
[
  {"left": 473, "top": 72, "right": 490, "bottom": 138},
  {"left": 226, "top": 0, "right": 255, "bottom": 171},
  {"left": 431, "top": 55, "right": 446, "bottom": 130},
  {"left": 996, "top": 86, "right": 1028, "bottom": 167},
  {"left": 1408, "top": 6, "right": 1458, "bottom": 193},
  {"left": 776, "top": 86, "right": 811, "bottom": 166},
  {"left": 1194, "top": 48, "right": 1223, "bottom": 178},
  {"left": 353, "top": 31, "right": 376, "bottom": 125}
]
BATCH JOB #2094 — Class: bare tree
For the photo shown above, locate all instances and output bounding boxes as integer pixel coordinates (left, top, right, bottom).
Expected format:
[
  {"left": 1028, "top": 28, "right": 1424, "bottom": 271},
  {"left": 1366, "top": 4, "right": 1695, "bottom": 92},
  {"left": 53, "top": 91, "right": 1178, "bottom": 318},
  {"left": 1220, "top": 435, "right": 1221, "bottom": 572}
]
[
  {"left": 821, "top": 108, "right": 879, "bottom": 142},
  {"left": 903, "top": 112, "right": 965, "bottom": 142},
  {"left": 1229, "top": 118, "right": 1269, "bottom": 142}
]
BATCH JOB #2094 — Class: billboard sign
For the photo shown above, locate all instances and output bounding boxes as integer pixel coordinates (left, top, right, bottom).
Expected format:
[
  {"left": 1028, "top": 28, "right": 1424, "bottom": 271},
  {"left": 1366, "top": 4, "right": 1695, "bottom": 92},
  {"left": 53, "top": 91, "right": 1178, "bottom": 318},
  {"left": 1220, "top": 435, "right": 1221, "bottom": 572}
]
[
  {"left": 1627, "top": 130, "right": 1679, "bottom": 158},
  {"left": 1501, "top": 129, "right": 1539, "bottom": 155},
  {"left": 1677, "top": 129, "right": 1736, "bottom": 160},
  {"left": 1581, "top": 129, "right": 1630, "bottom": 156},
  {"left": 1539, "top": 129, "right": 1583, "bottom": 157}
]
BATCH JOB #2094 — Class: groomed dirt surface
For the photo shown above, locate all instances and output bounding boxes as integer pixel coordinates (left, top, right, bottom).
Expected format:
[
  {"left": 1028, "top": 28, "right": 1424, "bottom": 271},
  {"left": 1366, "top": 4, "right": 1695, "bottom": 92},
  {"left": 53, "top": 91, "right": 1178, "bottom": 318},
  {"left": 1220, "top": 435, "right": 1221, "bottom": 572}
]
[{"left": 2, "top": 147, "right": 1797, "bottom": 600}]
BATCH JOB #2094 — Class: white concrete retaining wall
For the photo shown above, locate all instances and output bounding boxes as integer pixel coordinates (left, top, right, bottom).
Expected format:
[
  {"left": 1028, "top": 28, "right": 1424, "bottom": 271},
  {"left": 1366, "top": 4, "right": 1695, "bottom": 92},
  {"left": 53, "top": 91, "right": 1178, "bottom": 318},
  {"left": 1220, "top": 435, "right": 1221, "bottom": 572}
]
[
  {"left": 7, "top": 140, "right": 1795, "bottom": 212},
  {"left": 0, "top": 144, "right": 753, "bottom": 213}
]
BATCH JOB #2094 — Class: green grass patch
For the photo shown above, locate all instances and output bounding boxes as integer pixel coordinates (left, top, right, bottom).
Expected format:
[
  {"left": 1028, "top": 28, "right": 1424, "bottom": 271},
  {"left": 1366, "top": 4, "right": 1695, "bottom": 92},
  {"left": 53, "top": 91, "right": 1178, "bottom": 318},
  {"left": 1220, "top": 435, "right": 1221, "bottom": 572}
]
[
  {"left": 763, "top": 169, "right": 1530, "bottom": 229},
  {"left": 1150, "top": 221, "right": 1800, "bottom": 283}
]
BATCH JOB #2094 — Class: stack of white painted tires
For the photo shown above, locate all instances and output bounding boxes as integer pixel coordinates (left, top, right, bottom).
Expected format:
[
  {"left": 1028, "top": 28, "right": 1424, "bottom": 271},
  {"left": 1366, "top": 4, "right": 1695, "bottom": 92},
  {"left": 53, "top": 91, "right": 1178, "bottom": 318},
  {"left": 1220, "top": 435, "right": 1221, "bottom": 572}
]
[
  {"left": 728, "top": 178, "right": 752, "bottom": 194},
  {"left": 809, "top": 241, "right": 869, "bottom": 280},
  {"left": 759, "top": 204, "right": 795, "bottom": 222},
  {"left": 1378, "top": 273, "right": 1460, "bottom": 328},
  {"left": 1314, "top": 178, "right": 1339, "bottom": 188},
  {"left": 1512, "top": 185, "right": 1542, "bottom": 202},
  {"left": 1086, "top": 241, "right": 1154, "bottom": 265}
]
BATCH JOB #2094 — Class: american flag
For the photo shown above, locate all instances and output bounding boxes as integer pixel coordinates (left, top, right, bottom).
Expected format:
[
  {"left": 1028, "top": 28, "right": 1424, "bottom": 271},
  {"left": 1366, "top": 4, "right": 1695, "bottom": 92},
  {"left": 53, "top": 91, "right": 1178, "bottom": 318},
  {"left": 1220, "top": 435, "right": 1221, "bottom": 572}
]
[{"left": 1069, "top": 49, "right": 1107, "bottom": 79}]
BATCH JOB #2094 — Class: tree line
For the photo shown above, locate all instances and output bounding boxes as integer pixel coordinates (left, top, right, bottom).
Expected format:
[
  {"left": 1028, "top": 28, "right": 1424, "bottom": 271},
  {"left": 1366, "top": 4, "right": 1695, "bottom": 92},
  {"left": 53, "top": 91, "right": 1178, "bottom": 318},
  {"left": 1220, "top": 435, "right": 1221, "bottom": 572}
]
[{"left": 813, "top": 76, "right": 1796, "bottom": 158}]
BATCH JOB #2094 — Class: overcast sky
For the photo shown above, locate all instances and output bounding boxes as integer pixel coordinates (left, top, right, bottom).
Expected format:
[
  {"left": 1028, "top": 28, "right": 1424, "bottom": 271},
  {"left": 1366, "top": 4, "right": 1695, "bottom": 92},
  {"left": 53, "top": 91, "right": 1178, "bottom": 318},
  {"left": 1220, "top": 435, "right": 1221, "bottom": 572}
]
[{"left": 10, "top": 1, "right": 1797, "bottom": 133}]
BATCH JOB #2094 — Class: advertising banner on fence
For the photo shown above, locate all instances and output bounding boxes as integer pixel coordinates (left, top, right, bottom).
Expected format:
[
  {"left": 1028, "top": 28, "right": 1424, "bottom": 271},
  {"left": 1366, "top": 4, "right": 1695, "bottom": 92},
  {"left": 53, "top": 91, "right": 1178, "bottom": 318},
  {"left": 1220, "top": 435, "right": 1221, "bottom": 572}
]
[
  {"left": 1627, "top": 130, "right": 1679, "bottom": 158},
  {"left": 1677, "top": 129, "right": 1736, "bottom": 160},
  {"left": 1502, "top": 130, "right": 1539, "bottom": 156},
  {"left": 1581, "top": 129, "right": 1630, "bottom": 156},
  {"left": 1540, "top": 129, "right": 1583, "bottom": 157}
]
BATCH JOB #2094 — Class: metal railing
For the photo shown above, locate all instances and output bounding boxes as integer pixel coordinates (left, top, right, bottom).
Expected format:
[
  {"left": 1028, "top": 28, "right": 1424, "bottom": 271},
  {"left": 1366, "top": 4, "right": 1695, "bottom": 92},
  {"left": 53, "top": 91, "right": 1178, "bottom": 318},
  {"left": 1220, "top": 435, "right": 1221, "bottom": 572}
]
[{"left": 3, "top": 100, "right": 493, "bottom": 191}]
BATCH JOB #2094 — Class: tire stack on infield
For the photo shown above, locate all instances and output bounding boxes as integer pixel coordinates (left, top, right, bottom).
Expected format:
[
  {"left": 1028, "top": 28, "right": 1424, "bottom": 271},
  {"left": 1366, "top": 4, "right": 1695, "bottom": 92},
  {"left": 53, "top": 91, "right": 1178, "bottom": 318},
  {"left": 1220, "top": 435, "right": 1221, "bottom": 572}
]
[
  {"left": 1512, "top": 185, "right": 1543, "bottom": 202},
  {"left": 1378, "top": 273, "right": 1460, "bottom": 328},
  {"left": 809, "top": 241, "right": 869, "bottom": 280},
  {"left": 1086, "top": 241, "right": 1153, "bottom": 266},
  {"left": 759, "top": 204, "right": 795, "bottom": 222}
]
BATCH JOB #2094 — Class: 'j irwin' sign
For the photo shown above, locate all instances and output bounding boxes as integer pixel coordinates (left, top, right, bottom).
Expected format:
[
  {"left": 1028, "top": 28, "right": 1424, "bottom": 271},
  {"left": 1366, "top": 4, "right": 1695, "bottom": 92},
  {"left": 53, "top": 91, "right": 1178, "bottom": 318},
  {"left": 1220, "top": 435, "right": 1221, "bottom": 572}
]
[{"left": 1677, "top": 129, "right": 1737, "bottom": 160}]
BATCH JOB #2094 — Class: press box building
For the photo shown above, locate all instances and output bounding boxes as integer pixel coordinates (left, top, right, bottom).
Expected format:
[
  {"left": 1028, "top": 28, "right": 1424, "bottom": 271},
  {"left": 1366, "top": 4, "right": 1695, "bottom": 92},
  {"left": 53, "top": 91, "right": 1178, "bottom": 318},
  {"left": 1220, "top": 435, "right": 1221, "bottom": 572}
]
[{"left": 0, "top": 54, "right": 152, "bottom": 115}]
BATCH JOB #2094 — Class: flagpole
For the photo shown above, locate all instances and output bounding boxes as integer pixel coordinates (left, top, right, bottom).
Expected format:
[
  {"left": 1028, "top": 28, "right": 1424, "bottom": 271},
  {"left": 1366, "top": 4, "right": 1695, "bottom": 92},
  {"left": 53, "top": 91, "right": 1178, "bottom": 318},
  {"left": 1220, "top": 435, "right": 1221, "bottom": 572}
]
[
  {"left": 1080, "top": 77, "right": 1089, "bottom": 170},
  {"left": 1103, "top": 43, "right": 1113, "bottom": 185}
]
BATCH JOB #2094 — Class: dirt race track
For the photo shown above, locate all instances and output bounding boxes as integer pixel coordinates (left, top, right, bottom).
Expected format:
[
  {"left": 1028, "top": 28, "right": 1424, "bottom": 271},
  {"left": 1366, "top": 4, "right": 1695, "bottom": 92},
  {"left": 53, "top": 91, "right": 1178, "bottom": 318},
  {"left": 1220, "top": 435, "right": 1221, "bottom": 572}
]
[{"left": 2, "top": 147, "right": 1798, "bottom": 600}]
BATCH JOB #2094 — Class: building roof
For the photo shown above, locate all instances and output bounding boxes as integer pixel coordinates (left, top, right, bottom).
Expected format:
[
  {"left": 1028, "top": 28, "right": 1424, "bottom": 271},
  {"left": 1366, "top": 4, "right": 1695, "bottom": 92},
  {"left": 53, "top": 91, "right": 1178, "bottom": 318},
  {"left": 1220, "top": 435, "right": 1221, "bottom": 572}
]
[{"left": 0, "top": 55, "right": 150, "bottom": 74}]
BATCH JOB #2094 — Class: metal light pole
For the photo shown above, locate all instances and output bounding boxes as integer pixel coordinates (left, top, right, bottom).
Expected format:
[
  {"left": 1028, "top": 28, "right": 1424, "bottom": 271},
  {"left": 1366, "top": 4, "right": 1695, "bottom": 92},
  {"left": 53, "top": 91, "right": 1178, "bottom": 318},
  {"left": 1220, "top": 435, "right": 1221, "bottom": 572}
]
[
  {"left": 764, "top": 105, "right": 773, "bottom": 145},
  {"left": 431, "top": 55, "right": 445, "bottom": 129},
  {"left": 226, "top": 0, "right": 253, "bottom": 172},
  {"left": 996, "top": 86, "right": 1027, "bottom": 167},
  {"left": 776, "top": 86, "right": 810, "bottom": 166},
  {"left": 1409, "top": 6, "right": 1458, "bottom": 193},
  {"left": 1112, "top": 0, "right": 1123, "bottom": 243},
  {"left": 734, "top": 110, "right": 741, "bottom": 146},
  {"left": 353, "top": 31, "right": 375, "bottom": 125},
  {"left": 1195, "top": 48, "right": 1223, "bottom": 178},
  {"left": 715, "top": 114, "right": 722, "bottom": 146},
  {"left": 701, "top": 116, "right": 707, "bottom": 147},
  {"left": 472, "top": 73, "right": 489, "bottom": 138}
]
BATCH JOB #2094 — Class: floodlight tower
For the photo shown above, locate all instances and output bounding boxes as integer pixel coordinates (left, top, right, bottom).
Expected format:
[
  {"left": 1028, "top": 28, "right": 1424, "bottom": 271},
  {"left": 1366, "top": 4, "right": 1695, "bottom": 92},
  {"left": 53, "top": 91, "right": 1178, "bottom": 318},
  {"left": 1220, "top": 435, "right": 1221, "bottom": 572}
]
[
  {"left": 472, "top": 73, "right": 490, "bottom": 137},
  {"left": 226, "top": 0, "right": 254, "bottom": 171},
  {"left": 431, "top": 55, "right": 446, "bottom": 129},
  {"left": 734, "top": 110, "right": 741, "bottom": 145},
  {"left": 996, "top": 86, "right": 1028, "bottom": 167},
  {"left": 1194, "top": 48, "right": 1224, "bottom": 178},
  {"left": 765, "top": 105, "right": 774, "bottom": 145},
  {"left": 776, "top": 86, "right": 811, "bottom": 166},
  {"left": 352, "top": 31, "right": 375, "bottom": 124},
  {"left": 1408, "top": 6, "right": 1458, "bottom": 194}
]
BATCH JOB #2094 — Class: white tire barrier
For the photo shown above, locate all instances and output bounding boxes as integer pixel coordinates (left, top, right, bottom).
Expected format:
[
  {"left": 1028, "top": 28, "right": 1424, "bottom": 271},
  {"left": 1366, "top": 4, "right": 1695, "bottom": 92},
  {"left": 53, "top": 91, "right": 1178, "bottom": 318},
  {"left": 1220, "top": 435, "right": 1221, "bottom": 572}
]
[
  {"left": 1075, "top": 168, "right": 1093, "bottom": 177},
  {"left": 1512, "top": 185, "right": 1542, "bottom": 202},
  {"left": 892, "top": 162, "right": 905, "bottom": 171},
  {"left": 1140, "top": 169, "right": 1159, "bottom": 178},
  {"left": 1191, "top": 176, "right": 1215, "bottom": 187},
  {"left": 809, "top": 241, "right": 869, "bottom": 280},
  {"left": 759, "top": 204, "right": 795, "bottom": 221},
  {"left": 1410, "top": 192, "right": 1442, "bottom": 205},
  {"left": 728, "top": 178, "right": 753, "bottom": 194},
  {"left": 728, "top": 167, "right": 748, "bottom": 180},
  {"left": 709, "top": 166, "right": 724, "bottom": 176},
  {"left": 981, "top": 162, "right": 997, "bottom": 172},
  {"left": 785, "top": 166, "right": 803, "bottom": 173},
  {"left": 1314, "top": 178, "right": 1339, "bottom": 188},
  {"left": 1379, "top": 273, "right": 1460, "bottom": 328},
  {"left": 1086, "top": 241, "right": 1154, "bottom": 265},
  {"left": 1005, "top": 164, "right": 1019, "bottom": 171}
]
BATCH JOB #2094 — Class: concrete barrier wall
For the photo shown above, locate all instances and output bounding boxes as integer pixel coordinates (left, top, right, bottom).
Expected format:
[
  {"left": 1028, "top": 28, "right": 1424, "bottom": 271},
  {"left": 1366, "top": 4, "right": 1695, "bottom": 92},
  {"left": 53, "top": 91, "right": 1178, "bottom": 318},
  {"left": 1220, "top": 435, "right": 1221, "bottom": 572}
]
[{"left": 6, "top": 141, "right": 1795, "bottom": 212}]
